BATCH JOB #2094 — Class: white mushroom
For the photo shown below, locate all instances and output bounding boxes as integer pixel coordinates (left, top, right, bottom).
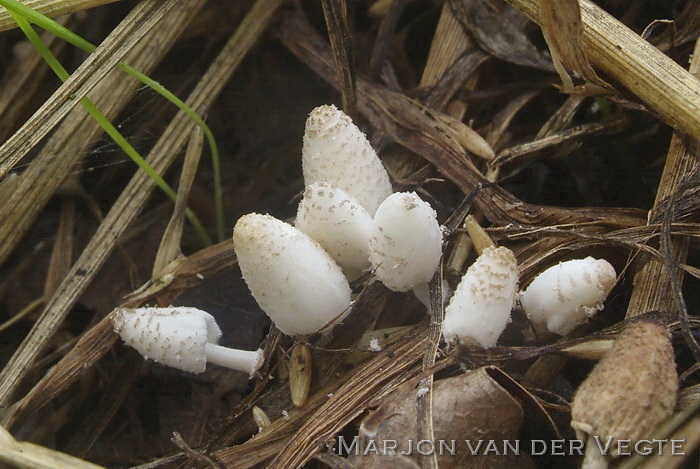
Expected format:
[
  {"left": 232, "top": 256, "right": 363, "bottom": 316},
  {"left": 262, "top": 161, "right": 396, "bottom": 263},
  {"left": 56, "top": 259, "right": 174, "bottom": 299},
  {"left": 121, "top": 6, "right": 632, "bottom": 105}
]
[
  {"left": 368, "top": 192, "right": 442, "bottom": 292},
  {"left": 295, "top": 182, "right": 373, "bottom": 281},
  {"left": 112, "top": 307, "right": 263, "bottom": 375},
  {"left": 441, "top": 246, "right": 519, "bottom": 348},
  {"left": 520, "top": 257, "right": 617, "bottom": 335},
  {"left": 233, "top": 213, "right": 353, "bottom": 336},
  {"left": 302, "top": 104, "right": 392, "bottom": 216}
]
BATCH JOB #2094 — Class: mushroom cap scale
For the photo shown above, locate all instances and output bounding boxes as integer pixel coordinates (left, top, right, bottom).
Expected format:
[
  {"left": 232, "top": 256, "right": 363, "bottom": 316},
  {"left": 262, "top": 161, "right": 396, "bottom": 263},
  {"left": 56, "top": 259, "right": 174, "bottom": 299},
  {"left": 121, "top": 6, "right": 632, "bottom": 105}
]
[
  {"left": 302, "top": 104, "right": 392, "bottom": 216},
  {"left": 295, "top": 182, "right": 373, "bottom": 281},
  {"left": 520, "top": 257, "right": 616, "bottom": 335},
  {"left": 233, "top": 213, "right": 353, "bottom": 336},
  {"left": 368, "top": 192, "right": 442, "bottom": 292},
  {"left": 441, "top": 246, "right": 518, "bottom": 348},
  {"left": 112, "top": 307, "right": 220, "bottom": 373}
]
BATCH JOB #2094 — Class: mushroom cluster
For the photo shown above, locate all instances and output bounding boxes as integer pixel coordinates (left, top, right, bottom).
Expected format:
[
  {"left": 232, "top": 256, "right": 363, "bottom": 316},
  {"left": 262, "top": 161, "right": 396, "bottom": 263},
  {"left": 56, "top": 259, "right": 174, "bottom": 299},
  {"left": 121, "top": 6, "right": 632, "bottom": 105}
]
[{"left": 233, "top": 105, "right": 443, "bottom": 337}]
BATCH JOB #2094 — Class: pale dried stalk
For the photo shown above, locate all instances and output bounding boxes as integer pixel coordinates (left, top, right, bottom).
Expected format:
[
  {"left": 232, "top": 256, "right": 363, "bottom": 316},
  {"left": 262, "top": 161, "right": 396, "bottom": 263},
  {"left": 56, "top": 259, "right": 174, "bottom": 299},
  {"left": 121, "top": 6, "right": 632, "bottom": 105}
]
[
  {"left": 502, "top": 0, "right": 700, "bottom": 142},
  {"left": 0, "top": 0, "right": 282, "bottom": 416},
  {"left": 625, "top": 38, "right": 700, "bottom": 317},
  {"left": 0, "top": 0, "right": 124, "bottom": 32},
  {"left": 0, "top": 423, "right": 104, "bottom": 469}
]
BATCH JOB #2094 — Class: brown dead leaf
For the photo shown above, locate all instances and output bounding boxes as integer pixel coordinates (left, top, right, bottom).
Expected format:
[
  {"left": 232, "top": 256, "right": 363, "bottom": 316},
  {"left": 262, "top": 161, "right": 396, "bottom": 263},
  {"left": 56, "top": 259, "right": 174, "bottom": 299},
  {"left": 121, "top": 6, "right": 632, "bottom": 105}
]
[
  {"left": 449, "top": 0, "right": 554, "bottom": 72},
  {"left": 354, "top": 367, "right": 531, "bottom": 468}
]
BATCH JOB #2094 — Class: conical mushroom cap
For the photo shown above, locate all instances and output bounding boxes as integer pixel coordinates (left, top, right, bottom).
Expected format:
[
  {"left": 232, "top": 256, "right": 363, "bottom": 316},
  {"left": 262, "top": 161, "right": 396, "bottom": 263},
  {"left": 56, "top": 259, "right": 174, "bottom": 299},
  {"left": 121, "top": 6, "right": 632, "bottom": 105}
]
[
  {"left": 302, "top": 104, "right": 392, "bottom": 216},
  {"left": 442, "top": 246, "right": 518, "bottom": 348},
  {"left": 112, "top": 307, "right": 220, "bottom": 373},
  {"left": 520, "top": 257, "right": 616, "bottom": 335}
]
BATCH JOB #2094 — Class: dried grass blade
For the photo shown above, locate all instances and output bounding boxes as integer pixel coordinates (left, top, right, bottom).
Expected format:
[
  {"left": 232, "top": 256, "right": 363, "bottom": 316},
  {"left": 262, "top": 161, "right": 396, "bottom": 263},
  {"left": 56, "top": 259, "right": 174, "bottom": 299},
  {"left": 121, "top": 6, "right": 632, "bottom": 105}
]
[
  {"left": 0, "top": 0, "right": 179, "bottom": 177},
  {"left": 0, "top": 0, "right": 208, "bottom": 415},
  {"left": 152, "top": 126, "right": 204, "bottom": 277},
  {"left": 625, "top": 38, "right": 700, "bottom": 318},
  {"left": 502, "top": 0, "right": 700, "bottom": 142},
  {"left": 0, "top": 422, "right": 105, "bottom": 468},
  {"left": 537, "top": 0, "right": 606, "bottom": 91},
  {"left": 0, "top": 0, "right": 123, "bottom": 32},
  {"left": 321, "top": 0, "right": 357, "bottom": 119}
]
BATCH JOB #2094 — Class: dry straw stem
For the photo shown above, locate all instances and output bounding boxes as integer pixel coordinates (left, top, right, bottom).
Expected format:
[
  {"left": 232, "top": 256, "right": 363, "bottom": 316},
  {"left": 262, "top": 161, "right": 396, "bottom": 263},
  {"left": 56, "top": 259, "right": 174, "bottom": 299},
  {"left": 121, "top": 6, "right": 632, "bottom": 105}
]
[
  {"left": 0, "top": 0, "right": 185, "bottom": 269},
  {"left": 501, "top": 0, "right": 700, "bottom": 142},
  {"left": 626, "top": 38, "right": 700, "bottom": 318},
  {"left": 215, "top": 325, "right": 431, "bottom": 468},
  {"left": 0, "top": 0, "right": 282, "bottom": 413},
  {"left": 0, "top": 16, "right": 69, "bottom": 141},
  {"left": 152, "top": 126, "right": 204, "bottom": 277},
  {"left": 0, "top": 0, "right": 123, "bottom": 32},
  {"left": 0, "top": 423, "right": 105, "bottom": 469}
]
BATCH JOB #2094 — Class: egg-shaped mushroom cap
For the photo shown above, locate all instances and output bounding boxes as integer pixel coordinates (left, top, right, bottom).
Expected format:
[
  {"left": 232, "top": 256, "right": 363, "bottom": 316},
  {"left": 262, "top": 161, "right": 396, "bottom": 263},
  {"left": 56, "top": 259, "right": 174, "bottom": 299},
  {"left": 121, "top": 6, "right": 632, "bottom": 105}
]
[
  {"left": 112, "top": 307, "right": 220, "bottom": 373},
  {"left": 233, "top": 213, "right": 353, "bottom": 336},
  {"left": 368, "top": 192, "right": 442, "bottom": 292},
  {"left": 520, "top": 257, "right": 616, "bottom": 335}
]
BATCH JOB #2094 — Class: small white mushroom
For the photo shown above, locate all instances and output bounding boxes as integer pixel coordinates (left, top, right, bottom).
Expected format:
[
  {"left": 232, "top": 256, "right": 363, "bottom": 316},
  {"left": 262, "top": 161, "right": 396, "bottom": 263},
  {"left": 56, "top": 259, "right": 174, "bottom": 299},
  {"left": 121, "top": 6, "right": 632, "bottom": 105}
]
[
  {"left": 520, "top": 257, "right": 617, "bottom": 335},
  {"left": 233, "top": 213, "right": 353, "bottom": 336},
  {"left": 112, "top": 307, "right": 263, "bottom": 375},
  {"left": 441, "top": 246, "right": 519, "bottom": 348},
  {"left": 368, "top": 192, "right": 442, "bottom": 292},
  {"left": 302, "top": 104, "right": 393, "bottom": 216},
  {"left": 295, "top": 182, "right": 373, "bottom": 281}
]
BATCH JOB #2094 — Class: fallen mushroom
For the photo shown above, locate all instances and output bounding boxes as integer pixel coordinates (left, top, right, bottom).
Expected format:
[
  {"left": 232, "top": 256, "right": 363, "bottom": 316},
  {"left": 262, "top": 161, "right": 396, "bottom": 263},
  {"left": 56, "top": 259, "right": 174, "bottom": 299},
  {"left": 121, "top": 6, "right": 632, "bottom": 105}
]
[
  {"left": 302, "top": 104, "right": 393, "bottom": 216},
  {"left": 441, "top": 246, "right": 519, "bottom": 348},
  {"left": 112, "top": 307, "right": 263, "bottom": 375},
  {"left": 295, "top": 181, "right": 373, "bottom": 281},
  {"left": 368, "top": 191, "right": 442, "bottom": 292},
  {"left": 233, "top": 212, "right": 353, "bottom": 336},
  {"left": 520, "top": 257, "right": 617, "bottom": 335}
]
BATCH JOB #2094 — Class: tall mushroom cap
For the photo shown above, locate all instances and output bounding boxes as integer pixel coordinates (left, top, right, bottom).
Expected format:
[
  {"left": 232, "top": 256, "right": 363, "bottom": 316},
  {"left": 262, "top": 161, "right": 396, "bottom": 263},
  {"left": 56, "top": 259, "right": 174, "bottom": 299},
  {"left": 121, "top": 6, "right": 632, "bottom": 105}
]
[
  {"left": 233, "top": 213, "right": 353, "bottom": 336},
  {"left": 441, "top": 246, "right": 519, "bottom": 348},
  {"left": 295, "top": 181, "right": 373, "bottom": 281},
  {"left": 112, "top": 307, "right": 221, "bottom": 373},
  {"left": 368, "top": 192, "right": 442, "bottom": 292},
  {"left": 520, "top": 257, "right": 616, "bottom": 335},
  {"left": 302, "top": 104, "right": 392, "bottom": 216}
]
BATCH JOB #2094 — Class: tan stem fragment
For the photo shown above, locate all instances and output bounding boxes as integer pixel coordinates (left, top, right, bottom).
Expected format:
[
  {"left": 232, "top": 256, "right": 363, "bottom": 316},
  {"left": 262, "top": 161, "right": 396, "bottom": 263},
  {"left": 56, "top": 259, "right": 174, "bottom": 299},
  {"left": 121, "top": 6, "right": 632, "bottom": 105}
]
[{"left": 502, "top": 0, "right": 700, "bottom": 142}]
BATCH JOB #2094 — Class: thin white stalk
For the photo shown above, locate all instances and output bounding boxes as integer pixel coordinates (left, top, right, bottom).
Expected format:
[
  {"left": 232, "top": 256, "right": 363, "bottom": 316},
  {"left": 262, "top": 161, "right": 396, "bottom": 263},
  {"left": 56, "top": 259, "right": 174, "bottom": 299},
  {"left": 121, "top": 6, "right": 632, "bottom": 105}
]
[{"left": 204, "top": 343, "right": 263, "bottom": 376}]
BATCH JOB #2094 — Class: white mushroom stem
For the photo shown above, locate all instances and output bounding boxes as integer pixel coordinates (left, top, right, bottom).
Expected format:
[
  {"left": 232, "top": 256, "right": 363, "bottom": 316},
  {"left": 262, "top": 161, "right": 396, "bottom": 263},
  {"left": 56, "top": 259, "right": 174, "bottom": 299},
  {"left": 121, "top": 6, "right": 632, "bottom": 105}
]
[{"left": 204, "top": 343, "right": 263, "bottom": 376}]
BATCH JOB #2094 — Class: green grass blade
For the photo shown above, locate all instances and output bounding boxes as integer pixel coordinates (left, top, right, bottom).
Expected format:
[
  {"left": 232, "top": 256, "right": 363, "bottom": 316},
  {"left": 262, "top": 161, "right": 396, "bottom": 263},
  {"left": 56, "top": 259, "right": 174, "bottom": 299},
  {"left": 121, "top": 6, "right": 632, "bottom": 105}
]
[
  {"left": 8, "top": 9, "right": 213, "bottom": 246},
  {"left": 0, "top": 0, "right": 226, "bottom": 241}
]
